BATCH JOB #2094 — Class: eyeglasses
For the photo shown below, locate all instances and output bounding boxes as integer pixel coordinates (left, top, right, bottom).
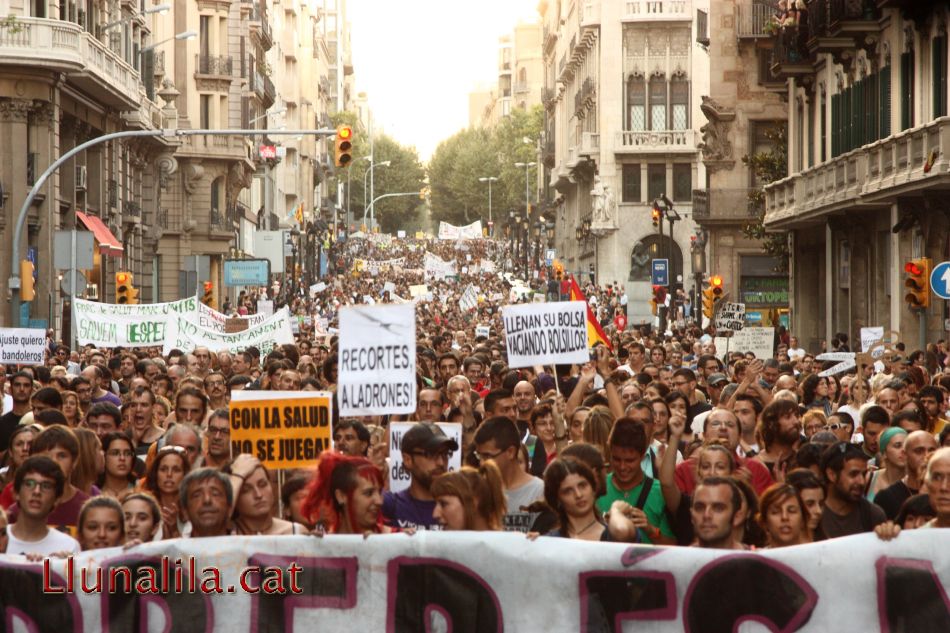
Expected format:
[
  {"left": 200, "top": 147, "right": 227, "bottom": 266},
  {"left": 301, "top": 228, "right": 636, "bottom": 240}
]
[
  {"left": 207, "top": 426, "right": 229, "bottom": 437},
  {"left": 825, "top": 423, "right": 848, "bottom": 431},
  {"left": 22, "top": 478, "right": 55, "bottom": 492},
  {"left": 474, "top": 448, "right": 504, "bottom": 462},
  {"left": 410, "top": 449, "right": 453, "bottom": 461},
  {"left": 107, "top": 449, "right": 134, "bottom": 458}
]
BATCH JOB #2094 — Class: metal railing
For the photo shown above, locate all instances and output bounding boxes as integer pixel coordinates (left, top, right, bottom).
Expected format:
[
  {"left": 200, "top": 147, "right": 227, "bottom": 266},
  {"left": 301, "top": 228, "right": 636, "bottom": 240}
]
[
  {"left": 692, "top": 188, "right": 760, "bottom": 220},
  {"left": 736, "top": 1, "right": 776, "bottom": 38},
  {"left": 124, "top": 200, "right": 141, "bottom": 217},
  {"left": 196, "top": 53, "right": 233, "bottom": 76},
  {"left": 108, "top": 179, "right": 117, "bottom": 208},
  {"left": 210, "top": 207, "right": 229, "bottom": 231},
  {"left": 157, "top": 207, "right": 168, "bottom": 229},
  {"left": 616, "top": 129, "right": 696, "bottom": 149}
]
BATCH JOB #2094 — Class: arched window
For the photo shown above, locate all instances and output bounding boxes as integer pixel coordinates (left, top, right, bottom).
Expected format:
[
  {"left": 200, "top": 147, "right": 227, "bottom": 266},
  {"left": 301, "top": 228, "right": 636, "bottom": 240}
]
[
  {"left": 649, "top": 73, "right": 667, "bottom": 130},
  {"left": 670, "top": 73, "right": 689, "bottom": 130},
  {"left": 627, "top": 73, "right": 645, "bottom": 130},
  {"left": 210, "top": 177, "right": 223, "bottom": 225}
]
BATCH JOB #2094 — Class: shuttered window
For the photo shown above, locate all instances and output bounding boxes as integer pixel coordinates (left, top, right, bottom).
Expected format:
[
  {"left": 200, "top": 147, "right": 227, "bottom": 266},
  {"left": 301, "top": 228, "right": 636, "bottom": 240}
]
[
  {"left": 901, "top": 51, "right": 915, "bottom": 130},
  {"left": 880, "top": 64, "right": 891, "bottom": 138},
  {"left": 933, "top": 35, "right": 948, "bottom": 118},
  {"left": 831, "top": 92, "right": 840, "bottom": 157}
]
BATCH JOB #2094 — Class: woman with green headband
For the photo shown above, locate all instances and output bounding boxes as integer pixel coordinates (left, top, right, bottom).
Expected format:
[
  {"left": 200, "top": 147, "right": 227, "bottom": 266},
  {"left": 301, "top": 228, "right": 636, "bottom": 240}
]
[{"left": 866, "top": 427, "right": 907, "bottom": 502}]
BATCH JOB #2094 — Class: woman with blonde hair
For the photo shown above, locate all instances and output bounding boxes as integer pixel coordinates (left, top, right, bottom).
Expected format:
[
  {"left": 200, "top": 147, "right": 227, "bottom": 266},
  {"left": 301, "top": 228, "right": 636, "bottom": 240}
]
[
  {"left": 61, "top": 390, "right": 83, "bottom": 427},
  {"left": 583, "top": 405, "right": 614, "bottom": 461},
  {"left": 70, "top": 428, "right": 104, "bottom": 496},
  {"left": 431, "top": 461, "right": 506, "bottom": 531}
]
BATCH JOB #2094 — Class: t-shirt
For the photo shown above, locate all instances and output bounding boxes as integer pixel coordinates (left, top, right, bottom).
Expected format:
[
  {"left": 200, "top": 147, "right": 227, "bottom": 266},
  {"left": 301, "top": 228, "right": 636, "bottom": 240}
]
[
  {"left": 93, "top": 391, "right": 122, "bottom": 407},
  {"left": 820, "top": 498, "right": 886, "bottom": 539},
  {"left": 6, "top": 488, "right": 90, "bottom": 538},
  {"left": 674, "top": 455, "right": 774, "bottom": 496},
  {"left": 382, "top": 489, "right": 441, "bottom": 531},
  {"left": 873, "top": 480, "right": 915, "bottom": 521},
  {"left": 5, "top": 525, "right": 81, "bottom": 556},
  {"left": 596, "top": 474, "right": 673, "bottom": 544},
  {"left": 0, "top": 410, "right": 24, "bottom": 452},
  {"left": 503, "top": 476, "right": 544, "bottom": 533}
]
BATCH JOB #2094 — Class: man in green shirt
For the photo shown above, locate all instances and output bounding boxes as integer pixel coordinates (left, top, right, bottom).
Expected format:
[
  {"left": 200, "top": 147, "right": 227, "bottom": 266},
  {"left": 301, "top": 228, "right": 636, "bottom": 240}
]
[{"left": 596, "top": 416, "right": 675, "bottom": 544}]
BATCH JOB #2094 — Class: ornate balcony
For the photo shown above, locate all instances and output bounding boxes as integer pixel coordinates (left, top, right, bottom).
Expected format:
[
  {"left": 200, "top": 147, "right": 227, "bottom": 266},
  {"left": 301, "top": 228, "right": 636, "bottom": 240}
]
[
  {"left": 692, "top": 188, "right": 761, "bottom": 223},
  {"left": 196, "top": 54, "right": 233, "bottom": 77},
  {"left": 622, "top": 0, "right": 691, "bottom": 21},
  {"left": 614, "top": 129, "right": 699, "bottom": 154},
  {"left": 579, "top": 132, "right": 600, "bottom": 158}
]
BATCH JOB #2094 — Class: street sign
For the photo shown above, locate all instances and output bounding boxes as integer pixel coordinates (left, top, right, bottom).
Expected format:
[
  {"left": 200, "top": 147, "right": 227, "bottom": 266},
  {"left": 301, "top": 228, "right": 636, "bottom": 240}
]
[
  {"left": 545, "top": 249, "right": 556, "bottom": 266},
  {"left": 54, "top": 230, "right": 95, "bottom": 270},
  {"left": 60, "top": 270, "right": 87, "bottom": 296},
  {"left": 651, "top": 259, "right": 669, "bottom": 286},
  {"left": 930, "top": 261, "right": 950, "bottom": 299}
]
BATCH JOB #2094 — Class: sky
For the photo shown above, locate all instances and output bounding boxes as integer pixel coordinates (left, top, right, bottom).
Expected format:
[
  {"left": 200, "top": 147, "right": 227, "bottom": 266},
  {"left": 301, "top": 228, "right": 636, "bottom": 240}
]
[{"left": 347, "top": 0, "right": 541, "bottom": 162}]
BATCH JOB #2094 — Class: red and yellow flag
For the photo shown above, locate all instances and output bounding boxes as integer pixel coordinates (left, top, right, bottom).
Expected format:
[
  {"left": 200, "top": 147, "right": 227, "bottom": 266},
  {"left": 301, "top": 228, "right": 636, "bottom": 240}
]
[{"left": 568, "top": 275, "right": 612, "bottom": 351}]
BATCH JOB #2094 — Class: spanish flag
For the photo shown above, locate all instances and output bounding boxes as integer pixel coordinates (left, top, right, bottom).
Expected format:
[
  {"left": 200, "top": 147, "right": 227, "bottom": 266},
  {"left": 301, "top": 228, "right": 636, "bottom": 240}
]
[{"left": 568, "top": 275, "right": 612, "bottom": 351}]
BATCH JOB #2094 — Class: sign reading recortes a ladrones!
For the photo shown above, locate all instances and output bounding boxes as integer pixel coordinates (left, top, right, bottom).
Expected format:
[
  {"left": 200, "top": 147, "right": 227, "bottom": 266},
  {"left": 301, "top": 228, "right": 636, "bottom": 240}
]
[
  {"left": 502, "top": 301, "right": 588, "bottom": 368},
  {"left": 0, "top": 328, "right": 46, "bottom": 365},
  {"left": 228, "top": 390, "right": 332, "bottom": 470},
  {"left": 337, "top": 303, "right": 417, "bottom": 417}
]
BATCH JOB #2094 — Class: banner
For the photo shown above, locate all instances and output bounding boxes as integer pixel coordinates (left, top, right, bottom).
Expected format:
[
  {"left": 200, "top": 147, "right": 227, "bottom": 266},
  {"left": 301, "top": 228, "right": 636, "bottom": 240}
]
[
  {"left": 162, "top": 308, "right": 294, "bottom": 355},
  {"left": 388, "top": 422, "right": 462, "bottom": 494},
  {"left": 458, "top": 284, "right": 478, "bottom": 312},
  {"left": 228, "top": 390, "right": 332, "bottom": 469},
  {"left": 715, "top": 326, "right": 775, "bottom": 360},
  {"left": 438, "top": 220, "right": 482, "bottom": 240},
  {"left": 502, "top": 301, "right": 588, "bottom": 368},
  {"left": 73, "top": 297, "right": 199, "bottom": 347},
  {"left": 197, "top": 303, "right": 270, "bottom": 332},
  {"left": 2, "top": 531, "right": 948, "bottom": 631},
  {"left": 337, "top": 303, "right": 416, "bottom": 416},
  {"left": 423, "top": 251, "right": 457, "bottom": 279},
  {"left": 353, "top": 257, "right": 405, "bottom": 274},
  {"left": 0, "top": 328, "right": 46, "bottom": 365},
  {"left": 861, "top": 326, "right": 884, "bottom": 353}
]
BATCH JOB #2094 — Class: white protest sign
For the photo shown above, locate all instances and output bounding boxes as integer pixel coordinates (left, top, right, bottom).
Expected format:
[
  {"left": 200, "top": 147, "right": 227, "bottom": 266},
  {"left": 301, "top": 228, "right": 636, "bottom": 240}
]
[
  {"left": 409, "top": 284, "right": 428, "bottom": 298},
  {"left": 383, "top": 281, "right": 396, "bottom": 294},
  {"left": 4, "top": 531, "right": 947, "bottom": 632},
  {"left": 714, "top": 302, "right": 746, "bottom": 333},
  {"left": 424, "top": 251, "right": 457, "bottom": 279},
  {"left": 388, "top": 422, "right": 462, "bottom": 494},
  {"left": 0, "top": 328, "right": 46, "bottom": 365},
  {"left": 459, "top": 284, "right": 478, "bottom": 311},
  {"left": 337, "top": 303, "right": 416, "bottom": 416},
  {"left": 257, "top": 299, "right": 274, "bottom": 317},
  {"left": 475, "top": 325, "right": 491, "bottom": 338},
  {"left": 502, "top": 301, "right": 588, "bottom": 368},
  {"left": 817, "top": 352, "right": 857, "bottom": 377},
  {"left": 197, "top": 302, "right": 270, "bottom": 332},
  {"left": 309, "top": 282, "right": 327, "bottom": 295},
  {"left": 438, "top": 220, "right": 482, "bottom": 240},
  {"left": 861, "top": 326, "right": 884, "bottom": 352},
  {"left": 162, "top": 307, "right": 293, "bottom": 355},
  {"left": 714, "top": 326, "right": 775, "bottom": 359},
  {"left": 73, "top": 297, "right": 199, "bottom": 347}
]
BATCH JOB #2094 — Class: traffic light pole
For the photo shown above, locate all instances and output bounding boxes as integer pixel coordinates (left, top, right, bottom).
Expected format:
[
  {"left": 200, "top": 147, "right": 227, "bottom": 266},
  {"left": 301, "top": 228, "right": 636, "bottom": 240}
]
[
  {"left": 364, "top": 192, "right": 426, "bottom": 229},
  {"left": 8, "top": 127, "right": 336, "bottom": 327}
]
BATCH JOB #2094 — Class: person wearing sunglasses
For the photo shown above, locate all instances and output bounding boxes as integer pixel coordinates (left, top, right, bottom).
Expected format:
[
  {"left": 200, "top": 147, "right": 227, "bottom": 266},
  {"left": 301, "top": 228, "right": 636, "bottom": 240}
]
[
  {"left": 4, "top": 456, "right": 80, "bottom": 556},
  {"left": 383, "top": 422, "right": 459, "bottom": 530}
]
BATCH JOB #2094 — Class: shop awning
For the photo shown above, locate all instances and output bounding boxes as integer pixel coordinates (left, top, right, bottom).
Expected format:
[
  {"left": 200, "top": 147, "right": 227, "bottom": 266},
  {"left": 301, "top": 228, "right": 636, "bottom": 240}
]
[{"left": 76, "top": 211, "right": 123, "bottom": 257}]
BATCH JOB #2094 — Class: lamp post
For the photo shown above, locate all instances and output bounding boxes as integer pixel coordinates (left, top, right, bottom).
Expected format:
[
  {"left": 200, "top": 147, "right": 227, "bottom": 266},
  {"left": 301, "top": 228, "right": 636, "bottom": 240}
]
[
  {"left": 362, "top": 159, "right": 390, "bottom": 229},
  {"left": 288, "top": 225, "right": 300, "bottom": 299},
  {"left": 140, "top": 30, "right": 197, "bottom": 54},
  {"left": 514, "top": 161, "right": 536, "bottom": 215},
  {"left": 250, "top": 106, "right": 286, "bottom": 125},
  {"left": 478, "top": 176, "right": 498, "bottom": 235},
  {"left": 521, "top": 217, "right": 530, "bottom": 280}
]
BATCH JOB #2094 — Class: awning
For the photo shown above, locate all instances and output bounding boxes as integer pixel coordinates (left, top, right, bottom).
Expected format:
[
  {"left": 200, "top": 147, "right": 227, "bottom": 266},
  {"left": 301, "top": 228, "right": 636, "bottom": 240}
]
[{"left": 76, "top": 211, "right": 123, "bottom": 257}]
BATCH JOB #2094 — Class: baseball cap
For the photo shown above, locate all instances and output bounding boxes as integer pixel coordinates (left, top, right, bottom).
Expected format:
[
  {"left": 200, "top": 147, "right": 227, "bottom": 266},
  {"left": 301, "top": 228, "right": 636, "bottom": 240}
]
[
  {"left": 401, "top": 422, "right": 459, "bottom": 455},
  {"left": 707, "top": 373, "right": 729, "bottom": 387}
]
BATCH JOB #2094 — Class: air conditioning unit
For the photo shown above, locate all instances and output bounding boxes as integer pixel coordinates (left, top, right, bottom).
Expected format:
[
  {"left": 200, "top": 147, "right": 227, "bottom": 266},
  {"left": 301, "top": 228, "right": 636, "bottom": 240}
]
[{"left": 75, "top": 166, "right": 88, "bottom": 192}]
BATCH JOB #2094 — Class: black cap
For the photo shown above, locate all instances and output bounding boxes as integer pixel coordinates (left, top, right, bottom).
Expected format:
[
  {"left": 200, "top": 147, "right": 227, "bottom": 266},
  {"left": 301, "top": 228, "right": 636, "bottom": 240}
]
[
  {"left": 707, "top": 373, "right": 729, "bottom": 387},
  {"left": 401, "top": 422, "right": 459, "bottom": 455}
]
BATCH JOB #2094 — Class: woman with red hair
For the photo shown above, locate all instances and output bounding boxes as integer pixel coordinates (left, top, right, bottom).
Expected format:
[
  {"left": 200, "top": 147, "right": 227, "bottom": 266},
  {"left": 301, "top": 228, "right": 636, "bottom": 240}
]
[{"left": 302, "top": 452, "right": 391, "bottom": 535}]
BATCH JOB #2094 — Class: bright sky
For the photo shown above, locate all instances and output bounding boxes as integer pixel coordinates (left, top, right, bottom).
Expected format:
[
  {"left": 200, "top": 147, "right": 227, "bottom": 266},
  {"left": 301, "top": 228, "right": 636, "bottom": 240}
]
[{"left": 347, "top": 0, "right": 540, "bottom": 162}]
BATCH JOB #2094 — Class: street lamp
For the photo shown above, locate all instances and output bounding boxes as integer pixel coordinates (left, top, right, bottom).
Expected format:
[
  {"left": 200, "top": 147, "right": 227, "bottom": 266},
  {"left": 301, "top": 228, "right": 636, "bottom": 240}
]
[
  {"left": 514, "top": 161, "right": 536, "bottom": 215},
  {"left": 288, "top": 225, "right": 300, "bottom": 299},
  {"left": 363, "top": 160, "right": 390, "bottom": 229},
  {"left": 478, "top": 176, "right": 498, "bottom": 234},
  {"left": 141, "top": 30, "right": 197, "bottom": 54},
  {"left": 250, "top": 107, "right": 286, "bottom": 125},
  {"left": 101, "top": 4, "right": 170, "bottom": 31}
]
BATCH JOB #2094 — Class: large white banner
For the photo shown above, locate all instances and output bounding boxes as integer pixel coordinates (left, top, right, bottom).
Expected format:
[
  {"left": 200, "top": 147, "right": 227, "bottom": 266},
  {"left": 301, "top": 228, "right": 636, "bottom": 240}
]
[
  {"left": 73, "top": 297, "right": 199, "bottom": 347},
  {"left": 438, "top": 220, "right": 482, "bottom": 240},
  {"left": 1, "top": 531, "right": 947, "bottom": 631},
  {"left": 0, "top": 328, "right": 46, "bottom": 365},
  {"left": 502, "top": 301, "right": 588, "bottom": 368},
  {"left": 423, "top": 251, "right": 457, "bottom": 279},
  {"left": 337, "top": 303, "right": 416, "bottom": 416},
  {"left": 162, "top": 307, "right": 294, "bottom": 355},
  {"left": 197, "top": 303, "right": 270, "bottom": 331},
  {"left": 388, "top": 422, "right": 462, "bottom": 494}
]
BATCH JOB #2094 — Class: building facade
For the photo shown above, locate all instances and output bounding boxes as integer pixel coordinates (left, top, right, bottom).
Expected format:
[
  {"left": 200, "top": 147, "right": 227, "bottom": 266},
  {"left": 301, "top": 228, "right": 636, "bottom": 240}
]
[
  {"left": 764, "top": 1, "right": 948, "bottom": 349},
  {"left": 469, "top": 21, "right": 544, "bottom": 128}
]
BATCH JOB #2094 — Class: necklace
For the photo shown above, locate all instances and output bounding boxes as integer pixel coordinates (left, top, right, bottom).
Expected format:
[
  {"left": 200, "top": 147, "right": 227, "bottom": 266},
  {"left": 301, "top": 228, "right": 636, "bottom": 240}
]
[{"left": 571, "top": 518, "right": 600, "bottom": 536}]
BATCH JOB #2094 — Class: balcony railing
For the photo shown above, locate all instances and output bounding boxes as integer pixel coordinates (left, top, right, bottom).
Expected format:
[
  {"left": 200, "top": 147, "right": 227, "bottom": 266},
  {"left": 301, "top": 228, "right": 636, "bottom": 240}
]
[
  {"left": 581, "top": 1, "right": 600, "bottom": 27},
  {"left": 157, "top": 207, "right": 168, "bottom": 229},
  {"left": 736, "top": 1, "right": 776, "bottom": 38},
  {"left": 615, "top": 129, "right": 698, "bottom": 152},
  {"left": 765, "top": 116, "right": 950, "bottom": 228},
  {"left": 123, "top": 200, "right": 141, "bottom": 217},
  {"left": 514, "top": 81, "right": 529, "bottom": 94},
  {"left": 692, "top": 188, "right": 761, "bottom": 221},
  {"left": 622, "top": 0, "right": 691, "bottom": 20},
  {"left": 196, "top": 53, "right": 233, "bottom": 76},
  {"left": 210, "top": 208, "right": 230, "bottom": 231},
  {"left": 696, "top": 9, "right": 709, "bottom": 46},
  {"left": 579, "top": 132, "right": 600, "bottom": 157}
]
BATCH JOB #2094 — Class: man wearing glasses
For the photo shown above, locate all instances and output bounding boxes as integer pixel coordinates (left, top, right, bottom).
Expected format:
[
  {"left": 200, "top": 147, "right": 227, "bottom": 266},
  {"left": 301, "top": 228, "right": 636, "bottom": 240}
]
[
  {"left": 203, "top": 409, "right": 232, "bottom": 470},
  {"left": 383, "top": 422, "right": 459, "bottom": 530},
  {"left": 204, "top": 372, "right": 230, "bottom": 409},
  {"left": 4, "top": 456, "right": 80, "bottom": 556}
]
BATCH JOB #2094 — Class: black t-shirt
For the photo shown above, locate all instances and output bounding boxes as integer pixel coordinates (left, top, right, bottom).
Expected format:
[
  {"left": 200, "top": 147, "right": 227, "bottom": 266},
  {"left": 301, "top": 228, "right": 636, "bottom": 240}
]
[
  {"left": 0, "top": 410, "right": 24, "bottom": 453},
  {"left": 874, "top": 480, "right": 914, "bottom": 521},
  {"left": 820, "top": 498, "right": 886, "bottom": 539},
  {"left": 687, "top": 401, "right": 712, "bottom": 426}
]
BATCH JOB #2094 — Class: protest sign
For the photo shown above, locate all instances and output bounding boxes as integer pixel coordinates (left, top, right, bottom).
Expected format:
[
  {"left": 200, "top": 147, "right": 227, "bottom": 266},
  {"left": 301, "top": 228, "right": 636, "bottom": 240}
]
[
  {"left": 423, "top": 251, "right": 456, "bottom": 279},
  {"left": 388, "top": 422, "right": 462, "bottom": 495},
  {"left": 408, "top": 284, "right": 428, "bottom": 298},
  {"left": 475, "top": 325, "right": 491, "bottom": 338},
  {"left": 459, "top": 284, "right": 478, "bottom": 312},
  {"left": 162, "top": 307, "right": 294, "bottom": 355},
  {"left": 0, "top": 328, "right": 46, "bottom": 365},
  {"left": 224, "top": 318, "right": 248, "bottom": 333},
  {"left": 502, "top": 301, "right": 588, "bottom": 368},
  {"left": 714, "top": 326, "right": 775, "bottom": 359},
  {"left": 383, "top": 281, "right": 396, "bottom": 294},
  {"left": 714, "top": 302, "right": 746, "bottom": 333},
  {"left": 437, "top": 220, "right": 482, "bottom": 240},
  {"left": 73, "top": 297, "right": 199, "bottom": 347},
  {"left": 3, "top": 531, "right": 947, "bottom": 632},
  {"left": 256, "top": 299, "right": 274, "bottom": 317},
  {"left": 337, "top": 303, "right": 416, "bottom": 416},
  {"left": 197, "top": 303, "right": 269, "bottom": 332},
  {"left": 353, "top": 257, "right": 405, "bottom": 275},
  {"left": 309, "top": 282, "right": 327, "bottom": 295},
  {"left": 229, "top": 390, "right": 332, "bottom": 469},
  {"left": 861, "top": 326, "right": 884, "bottom": 352}
]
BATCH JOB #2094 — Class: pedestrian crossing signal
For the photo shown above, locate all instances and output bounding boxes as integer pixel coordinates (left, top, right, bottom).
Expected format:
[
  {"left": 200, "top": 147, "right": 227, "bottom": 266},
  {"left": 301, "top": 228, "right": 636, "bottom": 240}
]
[
  {"left": 335, "top": 125, "right": 353, "bottom": 168},
  {"left": 116, "top": 271, "right": 138, "bottom": 304},
  {"left": 20, "top": 260, "right": 35, "bottom": 302},
  {"left": 904, "top": 258, "right": 931, "bottom": 309}
]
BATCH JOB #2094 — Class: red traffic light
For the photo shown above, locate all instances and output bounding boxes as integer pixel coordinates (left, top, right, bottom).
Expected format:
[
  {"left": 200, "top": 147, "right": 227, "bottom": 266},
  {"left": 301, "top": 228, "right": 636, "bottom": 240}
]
[
  {"left": 709, "top": 275, "right": 723, "bottom": 288},
  {"left": 904, "top": 261, "right": 923, "bottom": 276}
]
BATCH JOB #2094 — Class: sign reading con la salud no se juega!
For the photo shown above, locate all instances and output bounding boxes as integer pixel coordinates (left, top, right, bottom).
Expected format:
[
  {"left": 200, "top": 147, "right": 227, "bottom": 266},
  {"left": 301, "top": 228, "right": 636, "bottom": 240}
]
[
  {"left": 337, "top": 303, "right": 417, "bottom": 417},
  {"left": 228, "top": 390, "right": 332, "bottom": 470},
  {"left": 388, "top": 422, "right": 462, "bottom": 494},
  {"left": 502, "top": 301, "right": 589, "bottom": 368},
  {"left": 0, "top": 328, "right": 46, "bottom": 365}
]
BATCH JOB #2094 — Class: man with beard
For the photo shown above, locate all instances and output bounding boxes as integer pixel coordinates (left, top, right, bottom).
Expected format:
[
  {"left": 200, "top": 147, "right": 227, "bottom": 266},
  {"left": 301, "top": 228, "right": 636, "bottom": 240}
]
[
  {"left": 690, "top": 477, "right": 745, "bottom": 550},
  {"left": 820, "top": 442, "right": 886, "bottom": 538},
  {"left": 383, "top": 422, "right": 459, "bottom": 530},
  {"left": 754, "top": 399, "right": 802, "bottom": 479}
]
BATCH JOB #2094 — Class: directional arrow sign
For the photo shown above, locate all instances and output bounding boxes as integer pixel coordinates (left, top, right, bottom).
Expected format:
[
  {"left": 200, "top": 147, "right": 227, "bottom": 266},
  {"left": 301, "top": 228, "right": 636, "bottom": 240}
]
[{"left": 931, "top": 261, "right": 950, "bottom": 300}]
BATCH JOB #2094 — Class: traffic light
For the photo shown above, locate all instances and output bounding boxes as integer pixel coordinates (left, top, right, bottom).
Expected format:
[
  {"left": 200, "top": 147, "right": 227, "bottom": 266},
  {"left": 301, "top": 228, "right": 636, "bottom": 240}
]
[
  {"left": 651, "top": 204, "right": 662, "bottom": 228},
  {"left": 650, "top": 285, "right": 667, "bottom": 315},
  {"left": 115, "top": 271, "right": 138, "bottom": 304},
  {"left": 20, "top": 259, "right": 35, "bottom": 302},
  {"left": 334, "top": 125, "right": 353, "bottom": 168},
  {"left": 202, "top": 281, "right": 215, "bottom": 308},
  {"left": 904, "top": 258, "right": 931, "bottom": 308},
  {"left": 702, "top": 275, "right": 724, "bottom": 318}
]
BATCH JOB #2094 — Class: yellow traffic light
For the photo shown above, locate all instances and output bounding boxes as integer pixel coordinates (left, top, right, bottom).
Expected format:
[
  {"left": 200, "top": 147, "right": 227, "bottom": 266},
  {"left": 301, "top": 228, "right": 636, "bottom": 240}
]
[
  {"left": 202, "top": 281, "right": 215, "bottom": 308},
  {"left": 651, "top": 205, "right": 661, "bottom": 228},
  {"left": 116, "top": 271, "right": 137, "bottom": 304},
  {"left": 335, "top": 125, "right": 353, "bottom": 168},
  {"left": 20, "top": 260, "right": 35, "bottom": 302},
  {"left": 904, "top": 258, "right": 931, "bottom": 308},
  {"left": 702, "top": 275, "right": 724, "bottom": 319}
]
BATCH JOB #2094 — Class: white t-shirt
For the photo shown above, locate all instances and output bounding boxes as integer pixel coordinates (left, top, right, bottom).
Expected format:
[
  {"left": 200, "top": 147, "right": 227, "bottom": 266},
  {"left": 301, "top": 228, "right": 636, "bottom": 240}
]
[
  {"left": 2, "top": 393, "right": 11, "bottom": 415},
  {"left": 5, "top": 525, "right": 81, "bottom": 556}
]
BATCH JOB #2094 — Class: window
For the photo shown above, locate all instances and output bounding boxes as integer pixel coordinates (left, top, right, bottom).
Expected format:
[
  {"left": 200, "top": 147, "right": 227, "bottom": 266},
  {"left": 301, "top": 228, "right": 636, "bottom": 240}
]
[
  {"left": 672, "top": 164, "right": 691, "bottom": 201},
  {"left": 820, "top": 89, "right": 827, "bottom": 162},
  {"left": 200, "top": 95, "right": 211, "bottom": 129},
  {"left": 210, "top": 178, "right": 222, "bottom": 213},
  {"left": 750, "top": 121, "right": 784, "bottom": 187},
  {"left": 649, "top": 77, "right": 667, "bottom": 130},
  {"left": 622, "top": 164, "right": 641, "bottom": 202},
  {"left": 627, "top": 76, "right": 645, "bottom": 131},
  {"left": 670, "top": 77, "right": 689, "bottom": 130},
  {"left": 879, "top": 63, "right": 891, "bottom": 138},
  {"left": 647, "top": 164, "right": 666, "bottom": 201},
  {"left": 901, "top": 50, "right": 915, "bottom": 130},
  {"left": 933, "top": 35, "right": 947, "bottom": 118},
  {"left": 200, "top": 15, "right": 210, "bottom": 58}
]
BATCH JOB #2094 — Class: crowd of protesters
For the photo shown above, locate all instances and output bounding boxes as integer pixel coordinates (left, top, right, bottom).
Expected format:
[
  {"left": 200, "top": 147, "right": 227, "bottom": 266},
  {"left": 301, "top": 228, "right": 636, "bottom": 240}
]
[{"left": 1, "top": 235, "right": 949, "bottom": 560}]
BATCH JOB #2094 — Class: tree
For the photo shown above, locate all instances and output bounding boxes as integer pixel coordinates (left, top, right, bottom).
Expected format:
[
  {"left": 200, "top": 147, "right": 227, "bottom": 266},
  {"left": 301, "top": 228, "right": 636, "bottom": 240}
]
[{"left": 742, "top": 124, "right": 790, "bottom": 272}]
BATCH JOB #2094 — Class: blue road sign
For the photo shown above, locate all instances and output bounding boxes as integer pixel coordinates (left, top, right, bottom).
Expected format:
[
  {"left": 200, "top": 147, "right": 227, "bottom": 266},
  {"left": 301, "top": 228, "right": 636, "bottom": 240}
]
[
  {"left": 652, "top": 259, "right": 669, "bottom": 286},
  {"left": 931, "top": 261, "right": 950, "bottom": 300}
]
